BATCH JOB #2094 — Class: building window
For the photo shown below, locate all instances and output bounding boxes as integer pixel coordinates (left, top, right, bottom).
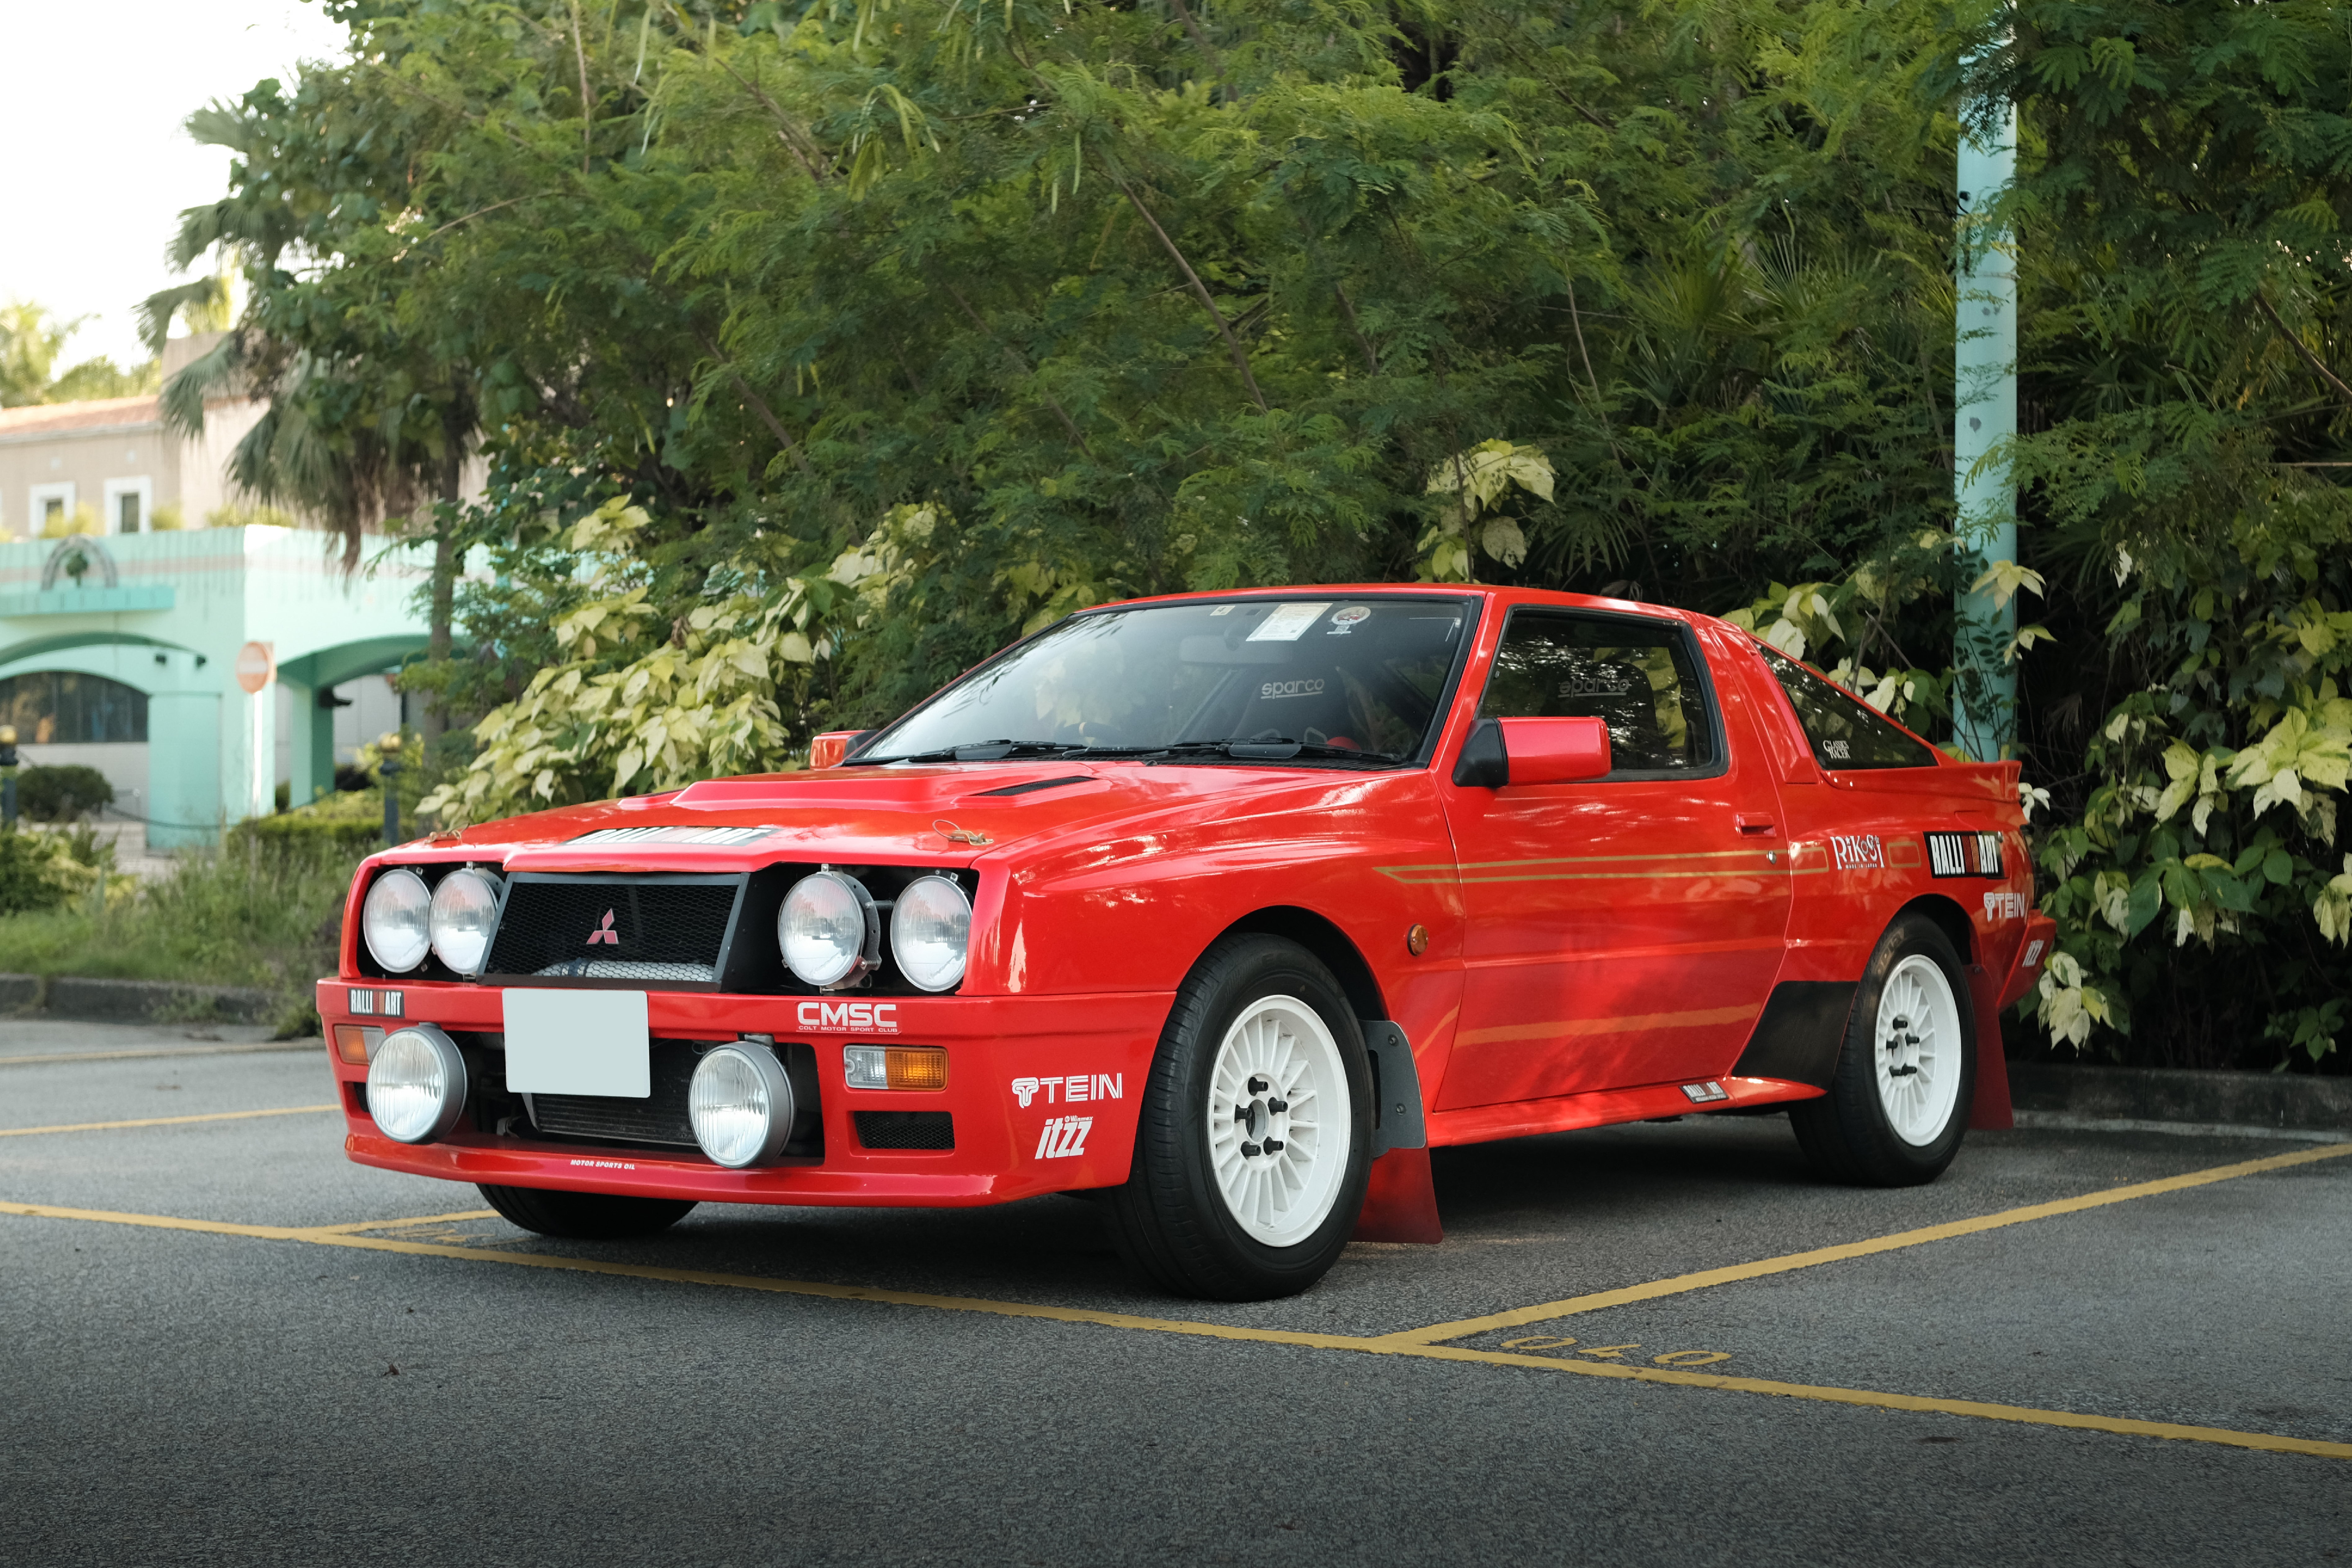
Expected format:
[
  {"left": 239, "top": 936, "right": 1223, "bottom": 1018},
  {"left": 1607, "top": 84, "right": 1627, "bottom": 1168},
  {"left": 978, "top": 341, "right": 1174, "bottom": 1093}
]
[
  {"left": 29, "top": 481, "right": 76, "bottom": 538},
  {"left": 103, "top": 477, "right": 154, "bottom": 535},
  {"left": 0, "top": 672, "right": 149, "bottom": 744}
]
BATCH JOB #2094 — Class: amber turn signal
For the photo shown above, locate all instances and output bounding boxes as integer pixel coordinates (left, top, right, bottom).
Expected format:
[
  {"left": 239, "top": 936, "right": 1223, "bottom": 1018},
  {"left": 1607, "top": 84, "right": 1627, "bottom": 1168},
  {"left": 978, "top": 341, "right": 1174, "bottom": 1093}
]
[
  {"left": 1406, "top": 923, "right": 1431, "bottom": 956},
  {"left": 843, "top": 1044, "right": 949, "bottom": 1090},
  {"left": 886, "top": 1046, "right": 949, "bottom": 1091},
  {"left": 333, "top": 1024, "right": 382, "bottom": 1065}
]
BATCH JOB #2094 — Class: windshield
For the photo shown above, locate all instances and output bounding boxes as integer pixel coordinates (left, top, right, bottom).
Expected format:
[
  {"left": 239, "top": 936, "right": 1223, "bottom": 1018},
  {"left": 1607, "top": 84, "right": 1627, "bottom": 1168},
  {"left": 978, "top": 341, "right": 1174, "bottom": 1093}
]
[{"left": 855, "top": 596, "right": 1474, "bottom": 765}]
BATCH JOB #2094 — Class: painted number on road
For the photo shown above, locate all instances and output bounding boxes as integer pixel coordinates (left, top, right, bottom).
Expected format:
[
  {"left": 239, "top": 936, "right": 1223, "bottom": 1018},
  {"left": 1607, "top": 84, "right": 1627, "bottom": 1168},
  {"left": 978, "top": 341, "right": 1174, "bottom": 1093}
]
[{"left": 1501, "top": 1335, "right": 1731, "bottom": 1368}]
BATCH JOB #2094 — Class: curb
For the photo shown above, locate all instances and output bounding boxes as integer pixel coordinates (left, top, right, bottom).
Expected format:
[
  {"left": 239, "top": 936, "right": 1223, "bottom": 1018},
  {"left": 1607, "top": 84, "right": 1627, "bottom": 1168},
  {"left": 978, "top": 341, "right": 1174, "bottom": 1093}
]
[
  {"left": 0, "top": 974, "right": 277, "bottom": 1026},
  {"left": 2008, "top": 1061, "right": 2352, "bottom": 1135}
]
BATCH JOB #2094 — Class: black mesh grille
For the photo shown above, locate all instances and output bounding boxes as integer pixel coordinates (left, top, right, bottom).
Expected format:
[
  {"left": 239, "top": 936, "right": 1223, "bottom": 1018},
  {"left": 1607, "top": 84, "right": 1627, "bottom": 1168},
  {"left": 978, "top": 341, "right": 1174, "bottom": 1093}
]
[
  {"left": 855, "top": 1110, "right": 955, "bottom": 1151},
  {"left": 528, "top": 1040, "right": 703, "bottom": 1147},
  {"left": 487, "top": 875, "right": 741, "bottom": 982},
  {"left": 521, "top": 1039, "right": 823, "bottom": 1158}
]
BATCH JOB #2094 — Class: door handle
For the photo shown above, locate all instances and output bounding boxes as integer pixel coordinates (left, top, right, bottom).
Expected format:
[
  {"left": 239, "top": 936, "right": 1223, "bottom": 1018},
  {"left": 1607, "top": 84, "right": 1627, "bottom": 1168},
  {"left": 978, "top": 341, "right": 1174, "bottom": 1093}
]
[{"left": 1735, "top": 814, "right": 1777, "bottom": 836}]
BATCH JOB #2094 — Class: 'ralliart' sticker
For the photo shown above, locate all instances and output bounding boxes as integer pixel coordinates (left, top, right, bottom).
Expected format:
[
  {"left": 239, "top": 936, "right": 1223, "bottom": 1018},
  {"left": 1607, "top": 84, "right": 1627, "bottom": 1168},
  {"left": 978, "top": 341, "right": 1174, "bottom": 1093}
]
[{"left": 1925, "top": 831, "right": 2004, "bottom": 878}]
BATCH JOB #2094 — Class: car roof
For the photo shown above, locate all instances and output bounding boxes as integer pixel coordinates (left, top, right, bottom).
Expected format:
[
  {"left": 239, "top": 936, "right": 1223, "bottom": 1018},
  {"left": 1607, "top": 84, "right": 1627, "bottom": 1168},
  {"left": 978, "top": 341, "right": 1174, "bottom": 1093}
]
[{"left": 1084, "top": 582, "right": 1710, "bottom": 627}]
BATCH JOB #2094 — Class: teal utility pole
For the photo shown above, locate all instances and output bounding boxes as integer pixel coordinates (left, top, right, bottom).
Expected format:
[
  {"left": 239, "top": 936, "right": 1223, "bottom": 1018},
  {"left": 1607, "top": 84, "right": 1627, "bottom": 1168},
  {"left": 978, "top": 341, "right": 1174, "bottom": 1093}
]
[{"left": 1953, "top": 98, "right": 2018, "bottom": 763}]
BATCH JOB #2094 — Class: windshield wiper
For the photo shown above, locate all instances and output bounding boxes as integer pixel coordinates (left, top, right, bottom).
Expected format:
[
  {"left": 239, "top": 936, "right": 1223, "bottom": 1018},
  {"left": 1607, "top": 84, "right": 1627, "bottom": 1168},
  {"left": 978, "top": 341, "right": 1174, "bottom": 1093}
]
[
  {"left": 848, "top": 739, "right": 1087, "bottom": 765},
  {"left": 856, "top": 738, "right": 1402, "bottom": 766},
  {"left": 1086, "top": 739, "right": 1403, "bottom": 764}
]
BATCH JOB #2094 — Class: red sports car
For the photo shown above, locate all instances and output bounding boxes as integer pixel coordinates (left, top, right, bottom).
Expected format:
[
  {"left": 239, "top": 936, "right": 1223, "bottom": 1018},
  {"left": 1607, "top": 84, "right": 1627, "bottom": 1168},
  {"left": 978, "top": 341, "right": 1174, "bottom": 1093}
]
[{"left": 322, "top": 586, "right": 2051, "bottom": 1299}]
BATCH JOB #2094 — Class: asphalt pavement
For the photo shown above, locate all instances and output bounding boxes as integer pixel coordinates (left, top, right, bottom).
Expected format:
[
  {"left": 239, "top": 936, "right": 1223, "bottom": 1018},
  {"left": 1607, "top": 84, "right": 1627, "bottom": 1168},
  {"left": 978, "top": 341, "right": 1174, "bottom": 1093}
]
[{"left": 2, "top": 1021, "right": 2345, "bottom": 1566}]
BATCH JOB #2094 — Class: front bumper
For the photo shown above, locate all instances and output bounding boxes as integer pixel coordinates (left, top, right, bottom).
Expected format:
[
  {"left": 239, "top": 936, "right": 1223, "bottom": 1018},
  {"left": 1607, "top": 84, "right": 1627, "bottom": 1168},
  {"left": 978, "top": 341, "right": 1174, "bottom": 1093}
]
[{"left": 319, "top": 980, "right": 1172, "bottom": 1207}]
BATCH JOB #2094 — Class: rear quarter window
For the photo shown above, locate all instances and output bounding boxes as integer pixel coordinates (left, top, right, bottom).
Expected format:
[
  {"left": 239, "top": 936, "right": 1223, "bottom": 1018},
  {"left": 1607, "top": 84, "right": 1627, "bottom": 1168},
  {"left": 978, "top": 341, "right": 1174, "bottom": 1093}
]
[{"left": 1755, "top": 643, "right": 1938, "bottom": 770}]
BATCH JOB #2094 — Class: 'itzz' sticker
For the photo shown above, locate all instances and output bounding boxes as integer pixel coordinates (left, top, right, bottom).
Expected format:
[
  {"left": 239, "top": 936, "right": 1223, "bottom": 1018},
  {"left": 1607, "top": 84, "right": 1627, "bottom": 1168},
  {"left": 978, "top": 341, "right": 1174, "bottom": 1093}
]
[
  {"left": 1926, "top": 831, "right": 2004, "bottom": 878},
  {"left": 1035, "top": 1116, "right": 1093, "bottom": 1159}
]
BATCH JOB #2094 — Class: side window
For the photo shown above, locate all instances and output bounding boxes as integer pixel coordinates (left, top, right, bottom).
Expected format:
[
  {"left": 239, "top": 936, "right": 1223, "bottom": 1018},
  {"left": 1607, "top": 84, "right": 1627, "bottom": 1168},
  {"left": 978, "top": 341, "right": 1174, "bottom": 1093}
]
[
  {"left": 1478, "top": 611, "right": 1718, "bottom": 775},
  {"left": 1754, "top": 643, "right": 1937, "bottom": 770}
]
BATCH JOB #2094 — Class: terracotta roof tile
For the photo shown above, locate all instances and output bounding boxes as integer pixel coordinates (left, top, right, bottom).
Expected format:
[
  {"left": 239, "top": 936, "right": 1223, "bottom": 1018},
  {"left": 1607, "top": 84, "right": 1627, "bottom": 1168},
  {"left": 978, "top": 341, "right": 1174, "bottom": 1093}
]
[{"left": 0, "top": 396, "right": 163, "bottom": 438}]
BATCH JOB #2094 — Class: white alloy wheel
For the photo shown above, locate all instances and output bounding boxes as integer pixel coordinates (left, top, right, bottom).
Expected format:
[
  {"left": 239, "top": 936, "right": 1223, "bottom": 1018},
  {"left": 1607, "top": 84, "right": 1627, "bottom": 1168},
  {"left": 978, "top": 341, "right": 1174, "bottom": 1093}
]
[
  {"left": 1205, "top": 995, "right": 1352, "bottom": 1246},
  {"left": 1874, "top": 954, "right": 1964, "bottom": 1146}
]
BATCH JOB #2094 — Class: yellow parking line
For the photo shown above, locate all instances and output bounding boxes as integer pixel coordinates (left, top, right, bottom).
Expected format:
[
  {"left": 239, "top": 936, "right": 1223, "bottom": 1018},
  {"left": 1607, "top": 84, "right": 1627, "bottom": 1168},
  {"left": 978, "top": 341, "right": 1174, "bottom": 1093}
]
[
  {"left": 0, "top": 1104, "right": 339, "bottom": 1138},
  {"left": 1378, "top": 1143, "right": 2352, "bottom": 1347},
  {"left": 305, "top": 1209, "right": 502, "bottom": 1235},
  {"left": 0, "top": 1042, "right": 320, "bottom": 1068},
  {"left": 4, "top": 1197, "right": 2347, "bottom": 1463}
]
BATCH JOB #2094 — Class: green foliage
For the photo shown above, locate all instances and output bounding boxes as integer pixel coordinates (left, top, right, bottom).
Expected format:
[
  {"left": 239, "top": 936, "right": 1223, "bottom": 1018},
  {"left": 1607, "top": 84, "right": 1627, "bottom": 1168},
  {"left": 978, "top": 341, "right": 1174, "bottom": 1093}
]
[
  {"left": 202, "top": 503, "right": 299, "bottom": 529},
  {"left": 0, "top": 837, "right": 361, "bottom": 1025},
  {"left": 230, "top": 796, "right": 386, "bottom": 858},
  {"left": 1953, "top": 0, "right": 2352, "bottom": 1069},
  {"left": 0, "top": 823, "right": 116, "bottom": 915},
  {"left": 172, "top": 0, "right": 2352, "bottom": 1069},
  {"left": 0, "top": 299, "right": 159, "bottom": 407},
  {"left": 16, "top": 764, "right": 115, "bottom": 823}
]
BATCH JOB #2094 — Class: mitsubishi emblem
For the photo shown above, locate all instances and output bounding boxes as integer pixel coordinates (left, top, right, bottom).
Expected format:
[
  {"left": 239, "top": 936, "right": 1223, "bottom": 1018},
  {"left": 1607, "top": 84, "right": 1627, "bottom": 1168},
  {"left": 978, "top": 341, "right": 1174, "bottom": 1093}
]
[{"left": 587, "top": 910, "right": 620, "bottom": 946}]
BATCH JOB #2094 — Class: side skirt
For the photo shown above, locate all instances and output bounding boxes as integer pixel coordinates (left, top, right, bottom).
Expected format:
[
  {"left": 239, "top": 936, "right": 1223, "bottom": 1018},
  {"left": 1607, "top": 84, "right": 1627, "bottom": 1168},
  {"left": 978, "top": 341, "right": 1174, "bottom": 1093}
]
[
  {"left": 1426, "top": 1075, "right": 1823, "bottom": 1149},
  {"left": 1730, "top": 980, "right": 1860, "bottom": 1089}
]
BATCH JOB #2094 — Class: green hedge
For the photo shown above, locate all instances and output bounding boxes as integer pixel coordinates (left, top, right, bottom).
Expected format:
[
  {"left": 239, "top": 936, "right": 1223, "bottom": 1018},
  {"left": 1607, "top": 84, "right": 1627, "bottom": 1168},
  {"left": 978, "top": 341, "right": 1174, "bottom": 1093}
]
[
  {"left": 16, "top": 764, "right": 113, "bottom": 823},
  {"left": 232, "top": 788, "right": 390, "bottom": 857}
]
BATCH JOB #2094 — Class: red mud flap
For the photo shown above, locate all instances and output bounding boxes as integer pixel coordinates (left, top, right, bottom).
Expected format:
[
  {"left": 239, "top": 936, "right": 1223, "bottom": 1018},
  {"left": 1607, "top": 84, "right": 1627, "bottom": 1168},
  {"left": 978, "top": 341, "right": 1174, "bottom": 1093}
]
[
  {"left": 1970, "top": 1003, "right": 2013, "bottom": 1132},
  {"left": 1973, "top": 912, "right": 2056, "bottom": 1132},
  {"left": 1353, "top": 1148, "right": 1443, "bottom": 1244}
]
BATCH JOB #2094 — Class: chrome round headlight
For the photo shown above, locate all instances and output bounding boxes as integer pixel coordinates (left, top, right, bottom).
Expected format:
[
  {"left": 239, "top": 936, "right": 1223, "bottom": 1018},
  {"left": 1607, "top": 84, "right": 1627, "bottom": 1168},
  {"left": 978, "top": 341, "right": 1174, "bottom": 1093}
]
[
  {"left": 428, "top": 868, "right": 502, "bottom": 976},
  {"left": 366, "top": 1025, "right": 467, "bottom": 1144},
  {"left": 361, "top": 868, "right": 432, "bottom": 973},
  {"left": 891, "top": 874, "right": 972, "bottom": 993},
  {"left": 689, "top": 1042, "right": 795, "bottom": 1168},
  {"left": 779, "top": 870, "right": 877, "bottom": 988}
]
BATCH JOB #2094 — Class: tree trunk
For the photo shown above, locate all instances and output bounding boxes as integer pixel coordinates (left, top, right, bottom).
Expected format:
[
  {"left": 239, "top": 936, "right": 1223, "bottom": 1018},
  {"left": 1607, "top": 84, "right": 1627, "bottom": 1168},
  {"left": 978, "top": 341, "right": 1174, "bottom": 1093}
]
[
  {"left": 420, "top": 443, "right": 464, "bottom": 752},
  {"left": 422, "top": 525, "right": 455, "bottom": 751}
]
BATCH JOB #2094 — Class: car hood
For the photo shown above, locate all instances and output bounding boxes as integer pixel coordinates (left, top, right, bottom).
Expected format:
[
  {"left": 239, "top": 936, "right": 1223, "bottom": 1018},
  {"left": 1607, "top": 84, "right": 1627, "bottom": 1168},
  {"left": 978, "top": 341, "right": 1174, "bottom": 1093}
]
[{"left": 429, "top": 761, "right": 1394, "bottom": 873}]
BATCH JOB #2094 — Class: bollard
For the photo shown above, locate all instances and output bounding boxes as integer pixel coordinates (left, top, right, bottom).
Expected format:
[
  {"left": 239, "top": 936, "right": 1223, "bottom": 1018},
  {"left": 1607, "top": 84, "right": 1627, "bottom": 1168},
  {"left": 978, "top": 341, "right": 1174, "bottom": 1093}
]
[{"left": 0, "top": 724, "right": 17, "bottom": 827}]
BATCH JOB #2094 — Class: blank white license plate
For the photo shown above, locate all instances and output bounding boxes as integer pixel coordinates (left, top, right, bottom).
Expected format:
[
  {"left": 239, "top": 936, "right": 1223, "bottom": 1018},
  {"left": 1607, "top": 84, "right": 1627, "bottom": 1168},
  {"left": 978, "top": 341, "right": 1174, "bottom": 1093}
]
[{"left": 502, "top": 989, "right": 650, "bottom": 1097}]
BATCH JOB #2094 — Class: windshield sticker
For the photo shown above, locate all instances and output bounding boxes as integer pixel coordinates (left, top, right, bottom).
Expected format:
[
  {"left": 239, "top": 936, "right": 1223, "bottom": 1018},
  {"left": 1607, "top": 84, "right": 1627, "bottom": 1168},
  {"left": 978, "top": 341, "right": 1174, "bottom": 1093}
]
[
  {"left": 1259, "top": 678, "right": 1326, "bottom": 700},
  {"left": 1327, "top": 605, "right": 1372, "bottom": 635},
  {"left": 1246, "top": 601, "right": 1333, "bottom": 642},
  {"left": 568, "top": 825, "right": 776, "bottom": 847},
  {"left": 1208, "top": 605, "right": 1235, "bottom": 617}
]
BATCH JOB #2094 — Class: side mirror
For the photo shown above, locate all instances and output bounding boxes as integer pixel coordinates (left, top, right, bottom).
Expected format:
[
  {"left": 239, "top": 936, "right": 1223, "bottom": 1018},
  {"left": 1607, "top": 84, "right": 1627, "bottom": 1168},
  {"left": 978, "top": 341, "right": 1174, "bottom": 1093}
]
[
  {"left": 808, "top": 730, "right": 871, "bottom": 769},
  {"left": 1451, "top": 716, "right": 1612, "bottom": 789}
]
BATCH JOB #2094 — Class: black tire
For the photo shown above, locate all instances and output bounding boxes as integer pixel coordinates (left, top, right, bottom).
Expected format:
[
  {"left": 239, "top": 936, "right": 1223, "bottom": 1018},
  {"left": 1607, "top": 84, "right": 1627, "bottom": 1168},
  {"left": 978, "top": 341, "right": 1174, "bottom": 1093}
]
[
  {"left": 1791, "top": 913, "right": 1977, "bottom": 1187},
  {"left": 1104, "top": 935, "right": 1374, "bottom": 1301},
  {"left": 477, "top": 1184, "right": 698, "bottom": 1239}
]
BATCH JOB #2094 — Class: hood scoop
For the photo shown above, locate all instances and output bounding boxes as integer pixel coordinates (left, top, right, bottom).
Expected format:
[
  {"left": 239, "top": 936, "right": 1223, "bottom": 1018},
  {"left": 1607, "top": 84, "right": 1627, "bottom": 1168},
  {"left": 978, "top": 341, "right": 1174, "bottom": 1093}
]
[{"left": 966, "top": 774, "right": 1095, "bottom": 798}]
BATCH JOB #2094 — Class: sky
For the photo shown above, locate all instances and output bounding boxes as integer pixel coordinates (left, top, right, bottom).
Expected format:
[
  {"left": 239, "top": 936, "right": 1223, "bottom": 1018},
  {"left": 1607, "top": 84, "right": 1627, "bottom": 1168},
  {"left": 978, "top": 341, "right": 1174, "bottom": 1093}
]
[{"left": 0, "top": 0, "right": 349, "bottom": 371}]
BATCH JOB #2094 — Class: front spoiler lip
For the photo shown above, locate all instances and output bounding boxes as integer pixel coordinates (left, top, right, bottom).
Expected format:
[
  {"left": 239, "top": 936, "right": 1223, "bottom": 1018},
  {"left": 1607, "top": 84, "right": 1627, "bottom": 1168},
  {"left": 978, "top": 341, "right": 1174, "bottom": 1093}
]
[{"left": 344, "top": 1130, "right": 1038, "bottom": 1207}]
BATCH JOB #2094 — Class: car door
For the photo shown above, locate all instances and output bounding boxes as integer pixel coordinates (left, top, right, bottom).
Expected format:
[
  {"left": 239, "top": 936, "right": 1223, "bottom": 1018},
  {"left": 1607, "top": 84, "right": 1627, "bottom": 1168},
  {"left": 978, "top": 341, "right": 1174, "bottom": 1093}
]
[{"left": 1435, "top": 607, "right": 1793, "bottom": 1108}]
